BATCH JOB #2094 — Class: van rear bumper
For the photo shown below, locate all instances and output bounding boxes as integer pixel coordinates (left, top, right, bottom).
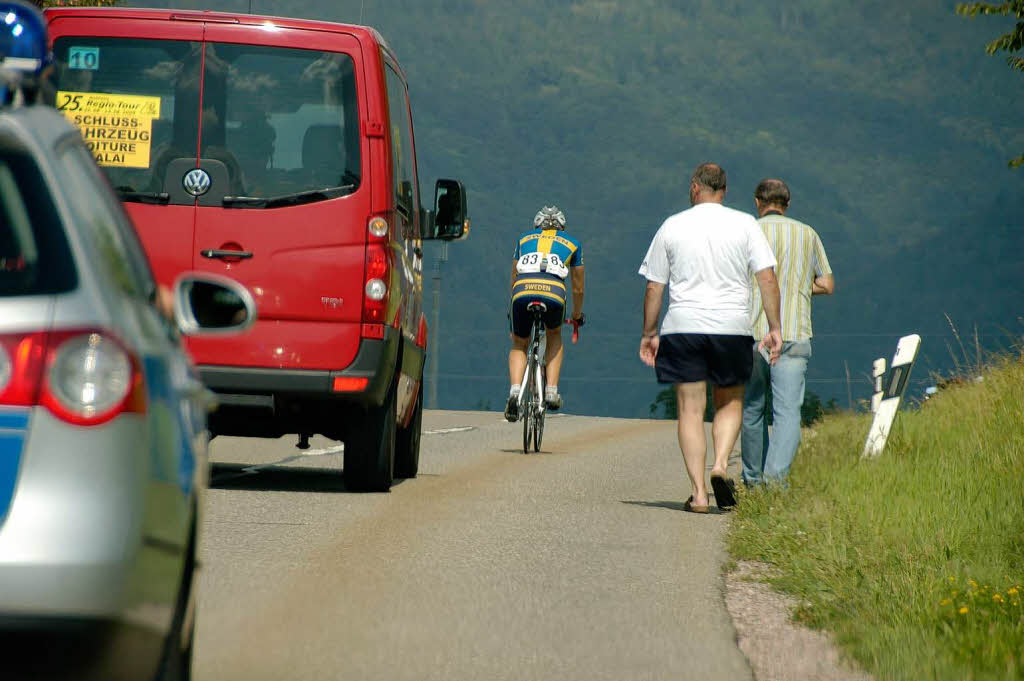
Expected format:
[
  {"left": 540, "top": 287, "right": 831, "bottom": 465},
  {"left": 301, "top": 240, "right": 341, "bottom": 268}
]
[{"left": 198, "top": 328, "right": 399, "bottom": 439}]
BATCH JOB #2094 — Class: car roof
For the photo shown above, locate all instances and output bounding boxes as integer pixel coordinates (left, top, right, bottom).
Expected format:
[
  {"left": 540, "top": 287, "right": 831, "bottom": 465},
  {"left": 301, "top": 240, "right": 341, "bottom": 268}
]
[
  {"left": 0, "top": 105, "right": 79, "bottom": 158},
  {"left": 44, "top": 7, "right": 391, "bottom": 51}
]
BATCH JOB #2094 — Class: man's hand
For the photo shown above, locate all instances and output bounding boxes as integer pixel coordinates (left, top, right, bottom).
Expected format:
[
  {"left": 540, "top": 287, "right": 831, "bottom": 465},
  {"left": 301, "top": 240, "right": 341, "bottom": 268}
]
[
  {"left": 639, "top": 334, "right": 659, "bottom": 367},
  {"left": 155, "top": 284, "right": 174, "bottom": 321},
  {"left": 758, "top": 329, "right": 782, "bottom": 365}
]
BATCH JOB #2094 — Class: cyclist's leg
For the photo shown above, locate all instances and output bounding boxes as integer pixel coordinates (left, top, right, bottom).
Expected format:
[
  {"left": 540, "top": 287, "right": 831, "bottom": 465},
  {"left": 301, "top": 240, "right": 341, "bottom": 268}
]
[
  {"left": 507, "top": 298, "right": 535, "bottom": 421},
  {"left": 543, "top": 327, "right": 563, "bottom": 386},
  {"left": 508, "top": 334, "right": 530, "bottom": 387},
  {"left": 541, "top": 301, "right": 566, "bottom": 409}
]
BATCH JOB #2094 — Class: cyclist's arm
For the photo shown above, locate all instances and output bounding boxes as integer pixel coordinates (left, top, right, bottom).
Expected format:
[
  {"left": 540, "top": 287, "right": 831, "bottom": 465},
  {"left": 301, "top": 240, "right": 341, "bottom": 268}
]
[
  {"left": 570, "top": 265, "right": 585, "bottom": 319},
  {"left": 510, "top": 262, "right": 518, "bottom": 293}
]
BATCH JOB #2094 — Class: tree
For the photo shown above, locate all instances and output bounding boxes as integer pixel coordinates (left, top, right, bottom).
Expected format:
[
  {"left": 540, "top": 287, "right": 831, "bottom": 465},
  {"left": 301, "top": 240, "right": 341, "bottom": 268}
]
[
  {"left": 956, "top": 1, "right": 1024, "bottom": 167},
  {"left": 37, "top": 1, "right": 119, "bottom": 8}
]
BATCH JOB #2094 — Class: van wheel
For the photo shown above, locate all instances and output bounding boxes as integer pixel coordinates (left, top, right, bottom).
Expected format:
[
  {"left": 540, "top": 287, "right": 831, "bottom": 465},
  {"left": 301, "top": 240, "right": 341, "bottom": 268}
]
[
  {"left": 345, "top": 379, "right": 396, "bottom": 492},
  {"left": 394, "top": 386, "right": 422, "bottom": 479}
]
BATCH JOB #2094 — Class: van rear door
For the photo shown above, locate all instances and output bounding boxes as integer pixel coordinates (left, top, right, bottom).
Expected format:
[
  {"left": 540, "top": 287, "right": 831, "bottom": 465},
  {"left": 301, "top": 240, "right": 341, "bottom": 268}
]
[
  {"left": 188, "top": 25, "right": 369, "bottom": 371},
  {"left": 48, "top": 19, "right": 204, "bottom": 289}
]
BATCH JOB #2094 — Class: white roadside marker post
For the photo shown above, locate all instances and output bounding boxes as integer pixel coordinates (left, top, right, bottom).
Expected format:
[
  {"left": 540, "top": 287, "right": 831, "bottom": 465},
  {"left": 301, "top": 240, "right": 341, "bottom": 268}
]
[
  {"left": 863, "top": 334, "right": 921, "bottom": 458},
  {"left": 870, "top": 358, "right": 886, "bottom": 413}
]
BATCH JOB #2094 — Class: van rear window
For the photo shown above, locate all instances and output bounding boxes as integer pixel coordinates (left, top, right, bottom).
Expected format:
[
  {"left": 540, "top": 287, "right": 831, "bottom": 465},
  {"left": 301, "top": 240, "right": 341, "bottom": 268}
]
[
  {"left": 53, "top": 38, "right": 361, "bottom": 208},
  {"left": 0, "top": 141, "right": 77, "bottom": 297},
  {"left": 53, "top": 37, "right": 201, "bottom": 203}
]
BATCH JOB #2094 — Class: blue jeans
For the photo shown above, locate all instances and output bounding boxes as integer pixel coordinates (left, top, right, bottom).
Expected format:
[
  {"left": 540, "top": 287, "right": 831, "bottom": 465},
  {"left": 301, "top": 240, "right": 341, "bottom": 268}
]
[{"left": 741, "top": 340, "right": 811, "bottom": 485}]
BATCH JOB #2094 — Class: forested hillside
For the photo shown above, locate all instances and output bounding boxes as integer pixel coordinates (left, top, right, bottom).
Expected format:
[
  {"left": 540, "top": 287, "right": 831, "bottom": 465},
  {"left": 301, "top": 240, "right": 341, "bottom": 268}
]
[{"left": 121, "top": 0, "right": 1024, "bottom": 415}]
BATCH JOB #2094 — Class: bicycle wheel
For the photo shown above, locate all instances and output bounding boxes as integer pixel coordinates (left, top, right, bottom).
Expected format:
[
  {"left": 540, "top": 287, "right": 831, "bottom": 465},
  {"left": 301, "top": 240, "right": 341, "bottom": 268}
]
[
  {"left": 533, "top": 365, "right": 545, "bottom": 452},
  {"left": 533, "top": 406, "right": 544, "bottom": 452},
  {"left": 522, "top": 359, "right": 533, "bottom": 454}
]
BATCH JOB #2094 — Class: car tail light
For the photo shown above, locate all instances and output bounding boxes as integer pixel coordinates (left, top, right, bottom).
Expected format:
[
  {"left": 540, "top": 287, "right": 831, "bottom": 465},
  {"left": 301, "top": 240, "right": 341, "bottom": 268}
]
[
  {"left": 0, "top": 329, "right": 145, "bottom": 426},
  {"left": 0, "top": 333, "right": 46, "bottom": 406},
  {"left": 362, "top": 243, "right": 390, "bottom": 337}
]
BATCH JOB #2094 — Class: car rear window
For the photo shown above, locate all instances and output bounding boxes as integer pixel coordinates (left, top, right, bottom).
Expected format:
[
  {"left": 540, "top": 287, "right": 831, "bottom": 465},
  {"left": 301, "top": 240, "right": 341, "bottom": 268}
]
[
  {"left": 53, "top": 37, "right": 361, "bottom": 207},
  {"left": 0, "top": 139, "right": 77, "bottom": 297},
  {"left": 52, "top": 37, "right": 201, "bottom": 202}
]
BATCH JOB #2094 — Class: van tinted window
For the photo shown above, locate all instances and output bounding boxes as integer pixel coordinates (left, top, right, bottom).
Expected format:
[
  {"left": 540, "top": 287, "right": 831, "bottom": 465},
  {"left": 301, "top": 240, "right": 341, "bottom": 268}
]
[
  {"left": 0, "top": 140, "right": 76, "bottom": 297},
  {"left": 202, "top": 44, "right": 361, "bottom": 202},
  {"left": 384, "top": 64, "right": 417, "bottom": 221},
  {"left": 52, "top": 38, "right": 202, "bottom": 200}
]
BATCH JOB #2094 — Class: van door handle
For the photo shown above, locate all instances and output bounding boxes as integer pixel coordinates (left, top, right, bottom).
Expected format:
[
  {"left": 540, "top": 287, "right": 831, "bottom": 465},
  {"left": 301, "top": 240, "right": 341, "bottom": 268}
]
[{"left": 201, "top": 249, "right": 253, "bottom": 260}]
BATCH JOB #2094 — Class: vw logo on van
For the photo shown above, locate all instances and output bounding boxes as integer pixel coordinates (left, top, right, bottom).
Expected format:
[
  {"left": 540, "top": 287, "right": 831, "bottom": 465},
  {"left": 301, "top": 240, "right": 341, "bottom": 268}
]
[{"left": 182, "top": 168, "right": 211, "bottom": 197}]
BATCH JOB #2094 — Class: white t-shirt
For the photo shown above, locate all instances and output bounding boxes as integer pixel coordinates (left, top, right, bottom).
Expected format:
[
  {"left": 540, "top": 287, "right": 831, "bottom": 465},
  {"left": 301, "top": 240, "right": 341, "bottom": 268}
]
[{"left": 638, "top": 203, "right": 777, "bottom": 335}]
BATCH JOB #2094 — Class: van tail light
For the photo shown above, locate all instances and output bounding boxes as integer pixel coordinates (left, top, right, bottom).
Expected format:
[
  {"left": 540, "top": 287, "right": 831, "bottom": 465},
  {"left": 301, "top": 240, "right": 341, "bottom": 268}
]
[
  {"left": 361, "top": 242, "right": 391, "bottom": 338},
  {"left": 0, "top": 329, "right": 146, "bottom": 426}
]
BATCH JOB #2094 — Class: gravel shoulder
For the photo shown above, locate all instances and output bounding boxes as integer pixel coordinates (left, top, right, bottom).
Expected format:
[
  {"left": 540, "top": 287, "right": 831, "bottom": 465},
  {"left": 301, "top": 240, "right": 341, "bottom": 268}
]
[{"left": 724, "top": 561, "right": 873, "bottom": 681}]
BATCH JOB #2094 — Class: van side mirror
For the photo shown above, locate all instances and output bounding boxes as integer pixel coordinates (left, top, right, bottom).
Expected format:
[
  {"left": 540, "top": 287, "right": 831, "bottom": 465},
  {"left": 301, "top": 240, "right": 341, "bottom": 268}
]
[
  {"left": 173, "top": 273, "right": 257, "bottom": 336},
  {"left": 425, "top": 178, "right": 469, "bottom": 241}
]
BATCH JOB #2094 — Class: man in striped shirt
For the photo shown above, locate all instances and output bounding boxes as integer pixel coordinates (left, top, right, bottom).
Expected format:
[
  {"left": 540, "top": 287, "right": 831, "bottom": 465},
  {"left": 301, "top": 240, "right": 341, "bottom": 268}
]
[{"left": 742, "top": 178, "right": 835, "bottom": 486}]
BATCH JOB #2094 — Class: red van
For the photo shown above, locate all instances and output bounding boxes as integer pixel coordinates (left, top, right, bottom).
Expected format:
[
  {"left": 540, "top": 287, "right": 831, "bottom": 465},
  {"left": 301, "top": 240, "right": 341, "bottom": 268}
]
[{"left": 45, "top": 8, "right": 469, "bottom": 491}]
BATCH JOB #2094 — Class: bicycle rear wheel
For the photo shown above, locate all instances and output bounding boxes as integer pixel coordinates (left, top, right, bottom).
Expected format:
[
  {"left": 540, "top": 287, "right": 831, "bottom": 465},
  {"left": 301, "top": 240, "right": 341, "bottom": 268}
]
[
  {"left": 533, "top": 407, "right": 544, "bottom": 452},
  {"left": 522, "top": 361, "right": 533, "bottom": 454}
]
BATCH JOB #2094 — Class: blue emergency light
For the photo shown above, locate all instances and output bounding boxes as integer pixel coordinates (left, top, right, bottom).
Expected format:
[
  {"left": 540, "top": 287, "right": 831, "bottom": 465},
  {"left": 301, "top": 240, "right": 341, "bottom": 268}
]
[{"left": 0, "top": 1, "right": 49, "bottom": 105}]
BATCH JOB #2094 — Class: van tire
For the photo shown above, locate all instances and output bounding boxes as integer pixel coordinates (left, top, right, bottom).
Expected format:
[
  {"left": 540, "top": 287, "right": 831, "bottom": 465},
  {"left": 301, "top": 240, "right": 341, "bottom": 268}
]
[
  {"left": 344, "top": 378, "right": 396, "bottom": 492},
  {"left": 394, "top": 386, "right": 422, "bottom": 479}
]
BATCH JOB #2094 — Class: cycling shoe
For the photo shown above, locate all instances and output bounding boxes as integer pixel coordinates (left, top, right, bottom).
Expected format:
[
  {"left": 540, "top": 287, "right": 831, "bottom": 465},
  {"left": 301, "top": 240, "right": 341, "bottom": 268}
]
[
  {"left": 544, "top": 390, "right": 562, "bottom": 411},
  {"left": 504, "top": 394, "right": 520, "bottom": 422}
]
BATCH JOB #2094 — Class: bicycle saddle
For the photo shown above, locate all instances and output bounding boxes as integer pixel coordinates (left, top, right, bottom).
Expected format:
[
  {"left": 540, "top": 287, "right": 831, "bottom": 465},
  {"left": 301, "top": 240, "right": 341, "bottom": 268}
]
[{"left": 526, "top": 302, "right": 548, "bottom": 314}]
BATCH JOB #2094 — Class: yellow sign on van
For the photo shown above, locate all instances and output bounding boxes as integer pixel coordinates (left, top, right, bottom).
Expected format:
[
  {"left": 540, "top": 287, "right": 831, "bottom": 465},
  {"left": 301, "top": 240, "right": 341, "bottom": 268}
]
[{"left": 56, "top": 91, "right": 161, "bottom": 168}]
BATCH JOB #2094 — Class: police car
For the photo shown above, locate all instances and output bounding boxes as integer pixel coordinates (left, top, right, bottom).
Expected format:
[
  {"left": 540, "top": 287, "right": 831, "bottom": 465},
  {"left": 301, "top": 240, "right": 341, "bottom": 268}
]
[{"left": 0, "top": 2, "right": 256, "bottom": 678}]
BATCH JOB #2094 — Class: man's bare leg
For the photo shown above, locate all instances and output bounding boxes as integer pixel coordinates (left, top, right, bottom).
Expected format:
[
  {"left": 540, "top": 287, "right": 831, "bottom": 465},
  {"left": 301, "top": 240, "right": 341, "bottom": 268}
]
[
  {"left": 508, "top": 335, "right": 529, "bottom": 385},
  {"left": 676, "top": 381, "right": 709, "bottom": 507},
  {"left": 544, "top": 328, "right": 564, "bottom": 386},
  {"left": 710, "top": 384, "right": 745, "bottom": 477}
]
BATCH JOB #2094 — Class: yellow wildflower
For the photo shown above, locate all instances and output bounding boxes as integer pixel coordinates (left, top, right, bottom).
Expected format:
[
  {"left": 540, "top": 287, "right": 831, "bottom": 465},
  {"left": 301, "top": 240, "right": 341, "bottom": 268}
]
[
  {"left": 1009, "top": 587, "right": 1019, "bottom": 596},
  {"left": 969, "top": 579, "right": 978, "bottom": 589},
  {"left": 940, "top": 598, "right": 951, "bottom": 606},
  {"left": 948, "top": 576, "right": 956, "bottom": 583},
  {"left": 993, "top": 594, "right": 1004, "bottom": 603},
  {"left": 959, "top": 606, "right": 969, "bottom": 614}
]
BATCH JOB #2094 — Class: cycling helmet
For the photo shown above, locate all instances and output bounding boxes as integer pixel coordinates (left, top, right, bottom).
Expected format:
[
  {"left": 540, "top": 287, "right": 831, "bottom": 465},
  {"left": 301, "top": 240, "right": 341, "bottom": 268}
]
[{"left": 533, "top": 205, "right": 566, "bottom": 230}]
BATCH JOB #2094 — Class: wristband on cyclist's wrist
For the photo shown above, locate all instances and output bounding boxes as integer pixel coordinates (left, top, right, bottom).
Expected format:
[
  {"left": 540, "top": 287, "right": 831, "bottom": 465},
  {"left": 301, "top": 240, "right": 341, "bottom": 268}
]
[{"left": 641, "top": 332, "right": 657, "bottom": 338}]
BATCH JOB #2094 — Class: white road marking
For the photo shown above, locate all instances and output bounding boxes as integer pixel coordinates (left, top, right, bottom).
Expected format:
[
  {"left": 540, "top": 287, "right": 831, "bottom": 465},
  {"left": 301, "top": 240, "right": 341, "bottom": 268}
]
[
  {"left": 238, "top": 445, "right": 345, "bottom": 476},
  {"left": 423, "top": 426, "right": 476, "bottom": 435}
]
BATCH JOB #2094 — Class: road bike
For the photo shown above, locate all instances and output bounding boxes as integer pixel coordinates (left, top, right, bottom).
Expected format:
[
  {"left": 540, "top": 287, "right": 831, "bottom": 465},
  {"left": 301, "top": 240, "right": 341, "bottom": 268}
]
[
  {"left": 516, "top": 302, "right": 548, "bottom": 454},
  {"left": 513, "top": 304, "right": 584, "bottom": 454}
]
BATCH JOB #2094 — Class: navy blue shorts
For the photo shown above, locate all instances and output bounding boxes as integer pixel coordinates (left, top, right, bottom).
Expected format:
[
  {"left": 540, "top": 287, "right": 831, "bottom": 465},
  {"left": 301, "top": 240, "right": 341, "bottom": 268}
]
[
  {"left": 655, "top": 333, "right": 754, "bottom": 386},
  {"left": 510, "top": 296, "right": 565, "bottom": 338}
]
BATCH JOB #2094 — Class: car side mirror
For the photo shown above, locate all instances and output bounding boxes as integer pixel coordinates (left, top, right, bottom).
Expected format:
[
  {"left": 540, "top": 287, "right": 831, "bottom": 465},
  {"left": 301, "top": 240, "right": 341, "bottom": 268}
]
[
  {"left": 425, "top": 178, "right": 469, "bottom": 241},
  {"left": 173, "top": 273, "right": 257, "bottom": 336}
]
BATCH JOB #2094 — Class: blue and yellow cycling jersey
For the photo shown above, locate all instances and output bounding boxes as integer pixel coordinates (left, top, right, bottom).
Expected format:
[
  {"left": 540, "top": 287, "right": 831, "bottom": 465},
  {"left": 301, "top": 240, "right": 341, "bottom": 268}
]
[{"left": 511, "top": 228, "right": 584, "bottom": 306}]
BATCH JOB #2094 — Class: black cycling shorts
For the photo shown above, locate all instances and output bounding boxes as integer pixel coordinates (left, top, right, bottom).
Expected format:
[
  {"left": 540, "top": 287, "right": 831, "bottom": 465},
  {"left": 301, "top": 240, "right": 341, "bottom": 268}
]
[
  {"left": 655, "top": 333, "right": 754, "bottom": 386},
  {"left": 510, "top": 295, "right": 565, "bottom": 338}
]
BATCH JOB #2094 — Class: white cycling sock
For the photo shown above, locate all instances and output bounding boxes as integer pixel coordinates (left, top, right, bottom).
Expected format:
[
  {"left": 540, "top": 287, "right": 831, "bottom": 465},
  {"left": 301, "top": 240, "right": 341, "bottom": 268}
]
[
  {"left": 545, "top": 384, "right": 558, "bottom": 396},
  {"left": 510, "top": 384, "right": 521, "bottom": 397}
]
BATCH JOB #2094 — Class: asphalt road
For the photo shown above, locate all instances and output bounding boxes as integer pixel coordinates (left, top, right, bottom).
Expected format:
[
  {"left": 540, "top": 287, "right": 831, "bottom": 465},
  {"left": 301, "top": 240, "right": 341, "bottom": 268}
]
[{"left": 194, "top": 411, "right": 752, "bottom": 681}]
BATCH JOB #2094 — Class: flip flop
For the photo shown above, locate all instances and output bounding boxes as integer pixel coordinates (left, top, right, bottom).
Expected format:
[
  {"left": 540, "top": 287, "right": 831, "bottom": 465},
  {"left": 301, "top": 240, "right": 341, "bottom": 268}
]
[
  {"left": 711, "top": 475, "right": 737, "bottom": 510},
  {"left": 682, "top": 495, "right": 710, "bottom": 514}
]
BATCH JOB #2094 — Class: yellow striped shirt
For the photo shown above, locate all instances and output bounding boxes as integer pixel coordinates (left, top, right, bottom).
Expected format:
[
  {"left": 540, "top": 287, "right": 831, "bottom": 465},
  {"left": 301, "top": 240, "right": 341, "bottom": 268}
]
[{"left": 750, "top": 214, "right": 832, "bottom": 341}]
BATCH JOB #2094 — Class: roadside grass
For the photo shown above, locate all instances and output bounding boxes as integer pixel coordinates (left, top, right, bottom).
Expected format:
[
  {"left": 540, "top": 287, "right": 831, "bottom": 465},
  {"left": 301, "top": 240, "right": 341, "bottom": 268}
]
[{"left": 728, "top": 354, "right": 1024, "bottom": 681}]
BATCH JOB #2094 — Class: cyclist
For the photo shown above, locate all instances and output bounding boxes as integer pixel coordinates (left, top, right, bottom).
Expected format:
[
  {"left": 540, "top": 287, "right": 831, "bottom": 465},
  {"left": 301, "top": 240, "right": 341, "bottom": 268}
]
[{"left": 505, "top": 205, "right": 585, "bottom": 421}]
